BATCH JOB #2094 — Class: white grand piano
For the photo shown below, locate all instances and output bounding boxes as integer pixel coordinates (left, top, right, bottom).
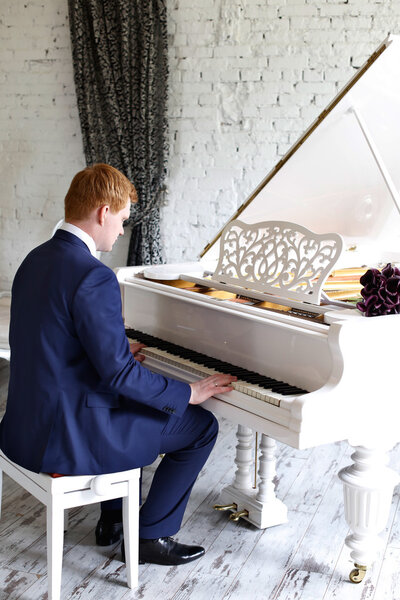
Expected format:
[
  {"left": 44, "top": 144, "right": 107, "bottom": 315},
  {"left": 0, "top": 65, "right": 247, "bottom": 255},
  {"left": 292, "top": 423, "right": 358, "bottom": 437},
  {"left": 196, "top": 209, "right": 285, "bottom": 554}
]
[{"left": 116, "top": 35, "right": 400, "bottom": 583}]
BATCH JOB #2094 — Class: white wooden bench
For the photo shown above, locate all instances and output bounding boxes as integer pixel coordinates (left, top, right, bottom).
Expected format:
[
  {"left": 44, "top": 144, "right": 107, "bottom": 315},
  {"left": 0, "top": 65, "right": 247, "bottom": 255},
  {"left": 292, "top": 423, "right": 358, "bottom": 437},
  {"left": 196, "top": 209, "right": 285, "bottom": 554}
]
[{"left": 0, "top": 450, "right": 140, "bottom": 600}]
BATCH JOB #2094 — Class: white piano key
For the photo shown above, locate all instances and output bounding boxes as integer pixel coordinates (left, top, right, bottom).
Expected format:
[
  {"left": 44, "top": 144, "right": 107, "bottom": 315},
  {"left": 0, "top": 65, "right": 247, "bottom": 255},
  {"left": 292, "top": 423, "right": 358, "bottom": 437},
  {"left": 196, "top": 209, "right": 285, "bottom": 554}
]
[
  {"left": 233, "top": 381, "right": 282, "bottom": 407},
  {"left": 128, "top": 336, "right": 298, "bottom": 408}
]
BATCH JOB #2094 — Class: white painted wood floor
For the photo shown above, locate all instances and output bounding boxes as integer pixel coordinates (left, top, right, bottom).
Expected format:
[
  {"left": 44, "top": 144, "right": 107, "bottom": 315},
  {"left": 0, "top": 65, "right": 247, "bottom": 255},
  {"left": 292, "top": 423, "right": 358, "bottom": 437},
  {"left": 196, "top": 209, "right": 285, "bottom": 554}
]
[{"left": 0, "top": 358, "right": 399, "bottom": 600}]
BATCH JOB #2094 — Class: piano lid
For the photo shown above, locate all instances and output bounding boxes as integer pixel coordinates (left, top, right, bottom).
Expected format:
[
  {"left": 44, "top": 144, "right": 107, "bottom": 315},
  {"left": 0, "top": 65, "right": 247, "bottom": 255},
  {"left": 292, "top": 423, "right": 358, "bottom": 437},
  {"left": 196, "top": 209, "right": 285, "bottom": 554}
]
[{"left": 201, "top": 35, "right": 400, "bottom": 270}]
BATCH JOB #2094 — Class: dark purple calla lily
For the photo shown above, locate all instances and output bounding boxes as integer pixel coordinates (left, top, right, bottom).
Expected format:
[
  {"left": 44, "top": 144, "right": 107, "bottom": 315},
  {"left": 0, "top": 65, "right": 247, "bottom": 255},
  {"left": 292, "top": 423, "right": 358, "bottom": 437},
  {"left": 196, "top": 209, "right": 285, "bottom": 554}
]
[
  {"left": 386, "top": 276, "right": 400, "bottom": 294},
  {"left": 381, "top": 263, "right": 400, "bottom": 279},
  {"left": 360, "top": 268, "right": 382, "bottom": 287},
  {"left": 357, "top": 263, "right": 400, "bottom": 317}
]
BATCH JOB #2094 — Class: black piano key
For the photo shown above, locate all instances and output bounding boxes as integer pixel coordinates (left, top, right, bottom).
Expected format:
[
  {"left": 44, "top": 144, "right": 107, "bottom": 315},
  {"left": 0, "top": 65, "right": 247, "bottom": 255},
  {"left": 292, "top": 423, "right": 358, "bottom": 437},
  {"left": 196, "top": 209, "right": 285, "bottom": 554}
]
[
  {"left": 258, "top": 380, "right": 284, "bottom": 388},
  {"left": 269, "top": 385, "right": 291, "bottom": 392},
  {"left": 245, "top": 375, "right": 274, "bottom": 384},
  {"left": 270, "top": 383, "right": 293, "bottom": 390},
  {"left": 231, "top": 369, "right": 257, "bottom": 379},
  {"left": 255, "top": 377, "right": 282, "bottom": 385},
  {"left": 217, "top": 365, "right": 237, "bottom": 374}
]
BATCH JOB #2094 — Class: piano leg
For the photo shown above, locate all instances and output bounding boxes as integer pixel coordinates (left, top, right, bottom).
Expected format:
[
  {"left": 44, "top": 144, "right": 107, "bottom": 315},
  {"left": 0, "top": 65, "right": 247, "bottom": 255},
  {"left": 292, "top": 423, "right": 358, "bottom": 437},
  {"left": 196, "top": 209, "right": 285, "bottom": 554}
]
[
  {"left": 214, "top": 426, "right": 288, "bottom": 529},
  {"left": 338, "top": 445, "right": 400, "bottom": 583}
]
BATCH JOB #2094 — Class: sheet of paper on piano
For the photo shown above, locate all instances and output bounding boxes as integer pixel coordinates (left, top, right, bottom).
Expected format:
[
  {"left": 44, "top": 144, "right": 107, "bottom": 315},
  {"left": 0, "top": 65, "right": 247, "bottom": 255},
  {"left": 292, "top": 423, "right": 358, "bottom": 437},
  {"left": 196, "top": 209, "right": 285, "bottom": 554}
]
[{"left": 115, "top": 35, "right": 400, "bottom": 584}]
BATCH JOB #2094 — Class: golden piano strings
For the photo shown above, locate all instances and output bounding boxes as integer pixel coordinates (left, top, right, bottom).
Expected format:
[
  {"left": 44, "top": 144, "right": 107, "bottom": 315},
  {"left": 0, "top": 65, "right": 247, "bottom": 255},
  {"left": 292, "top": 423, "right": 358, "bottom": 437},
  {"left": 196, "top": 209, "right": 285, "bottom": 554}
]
[
  {"left": 323, "top": 267, "right": 365, "bottom": 301},
  {"left": 140, "top": 274, "right": 322, "bottom": 319},
  {"left": 139, "top": 266, "right": 370, "bottom": 321}
]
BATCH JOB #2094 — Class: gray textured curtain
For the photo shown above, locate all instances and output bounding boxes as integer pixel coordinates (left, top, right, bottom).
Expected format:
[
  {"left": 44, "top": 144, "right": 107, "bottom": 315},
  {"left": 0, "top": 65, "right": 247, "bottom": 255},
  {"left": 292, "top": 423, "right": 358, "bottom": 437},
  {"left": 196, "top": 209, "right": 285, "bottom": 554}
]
[{"left": 68, "top": 0, "right": 168, "bottom": 265}]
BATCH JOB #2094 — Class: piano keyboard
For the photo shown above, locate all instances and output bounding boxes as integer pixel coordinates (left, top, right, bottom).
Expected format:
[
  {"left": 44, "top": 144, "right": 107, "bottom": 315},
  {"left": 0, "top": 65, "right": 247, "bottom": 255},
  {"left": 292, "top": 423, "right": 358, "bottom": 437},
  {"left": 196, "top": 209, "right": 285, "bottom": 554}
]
[{"left": 126, "top": 328, "right": 307, "bottom": 408}]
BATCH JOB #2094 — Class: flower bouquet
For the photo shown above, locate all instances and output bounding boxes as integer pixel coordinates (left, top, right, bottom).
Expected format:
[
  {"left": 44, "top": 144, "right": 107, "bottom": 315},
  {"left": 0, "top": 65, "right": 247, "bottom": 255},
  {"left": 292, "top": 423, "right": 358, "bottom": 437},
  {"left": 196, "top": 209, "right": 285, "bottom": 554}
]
[{"left": 356, "top": 263, "right": 400, "bottom": 317}]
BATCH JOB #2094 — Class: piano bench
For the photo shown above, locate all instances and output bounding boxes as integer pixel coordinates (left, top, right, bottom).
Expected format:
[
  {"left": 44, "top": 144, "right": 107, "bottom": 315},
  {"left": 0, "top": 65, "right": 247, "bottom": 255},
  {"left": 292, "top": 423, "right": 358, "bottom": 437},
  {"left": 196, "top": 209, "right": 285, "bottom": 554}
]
[{"left": 0, "top": 450, "right": 140, "bottom": 600}]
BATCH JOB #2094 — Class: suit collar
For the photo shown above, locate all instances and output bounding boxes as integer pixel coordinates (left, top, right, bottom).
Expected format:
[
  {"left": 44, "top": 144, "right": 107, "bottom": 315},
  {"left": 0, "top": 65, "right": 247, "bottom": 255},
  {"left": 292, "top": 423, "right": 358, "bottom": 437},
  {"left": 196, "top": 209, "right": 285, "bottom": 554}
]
[
  {"left": 58, "top": 222, "right": 97, "bottom": 257},
  {"left": 53, "top": 229, "right": 93, "bottom": 255}
]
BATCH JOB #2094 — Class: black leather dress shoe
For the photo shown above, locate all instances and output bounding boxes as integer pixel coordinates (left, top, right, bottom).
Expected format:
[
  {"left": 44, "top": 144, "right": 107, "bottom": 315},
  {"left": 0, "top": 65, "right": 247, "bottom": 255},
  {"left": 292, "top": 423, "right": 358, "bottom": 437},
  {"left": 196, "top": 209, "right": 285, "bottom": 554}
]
[
  {"left": 122, "top": 536, "right": 205, "bottom": 565},
  {"left": 95, "top": 519, "right": 123, "bottom": 546}
]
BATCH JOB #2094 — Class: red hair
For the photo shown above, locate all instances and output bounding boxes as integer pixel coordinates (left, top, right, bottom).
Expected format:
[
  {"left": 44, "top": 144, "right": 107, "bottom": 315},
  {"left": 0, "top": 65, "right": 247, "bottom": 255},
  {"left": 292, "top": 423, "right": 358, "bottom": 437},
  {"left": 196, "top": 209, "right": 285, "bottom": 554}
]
[{"left": 64, "top": 163, "right": 137, "bottom": 220}]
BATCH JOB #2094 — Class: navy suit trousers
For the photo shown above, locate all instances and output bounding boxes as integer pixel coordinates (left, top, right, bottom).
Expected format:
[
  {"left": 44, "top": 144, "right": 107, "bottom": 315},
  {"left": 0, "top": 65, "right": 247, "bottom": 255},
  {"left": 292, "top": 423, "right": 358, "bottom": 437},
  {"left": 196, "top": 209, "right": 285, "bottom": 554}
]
[{"left": 102, "top": 404, "right": 219, "bottom": 538}]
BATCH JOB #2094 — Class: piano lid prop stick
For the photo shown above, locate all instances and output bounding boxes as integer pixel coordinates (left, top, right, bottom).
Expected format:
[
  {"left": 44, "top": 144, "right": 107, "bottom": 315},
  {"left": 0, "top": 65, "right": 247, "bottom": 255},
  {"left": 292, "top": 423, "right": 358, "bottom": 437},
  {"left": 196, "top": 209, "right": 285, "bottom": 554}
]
[{"left": 350, "top": 105, "right": 400, "bottom": 216}]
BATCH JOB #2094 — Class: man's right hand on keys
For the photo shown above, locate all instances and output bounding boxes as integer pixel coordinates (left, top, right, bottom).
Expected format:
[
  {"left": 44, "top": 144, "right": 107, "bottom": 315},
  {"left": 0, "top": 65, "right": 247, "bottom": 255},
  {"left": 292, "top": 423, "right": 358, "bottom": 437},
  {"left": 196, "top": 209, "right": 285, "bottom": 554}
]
[{"left": 189, "top": 374, "right": 237, "bottom": 405}]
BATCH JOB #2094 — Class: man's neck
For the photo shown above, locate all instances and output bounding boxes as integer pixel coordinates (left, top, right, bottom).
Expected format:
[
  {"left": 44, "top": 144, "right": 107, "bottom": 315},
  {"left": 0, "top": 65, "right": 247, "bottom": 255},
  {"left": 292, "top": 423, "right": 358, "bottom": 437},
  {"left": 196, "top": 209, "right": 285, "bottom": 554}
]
[
  {"left": 65, "top": 219, "right": 93, "bottom": 237},
  {"left": 61, "top": 221, "right": 98, "bottom": 257}
]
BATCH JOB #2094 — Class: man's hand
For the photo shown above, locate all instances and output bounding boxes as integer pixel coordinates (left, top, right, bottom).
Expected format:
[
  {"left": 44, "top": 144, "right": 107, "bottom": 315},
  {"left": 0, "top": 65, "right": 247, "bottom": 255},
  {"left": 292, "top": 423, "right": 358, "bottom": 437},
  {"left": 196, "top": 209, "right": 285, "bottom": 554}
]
[
  {"left": 189, "top": 374, "right": 237, "bottom": 405},
  {"left": 129, "top": 342, "right": 146, "bottom": 363}
]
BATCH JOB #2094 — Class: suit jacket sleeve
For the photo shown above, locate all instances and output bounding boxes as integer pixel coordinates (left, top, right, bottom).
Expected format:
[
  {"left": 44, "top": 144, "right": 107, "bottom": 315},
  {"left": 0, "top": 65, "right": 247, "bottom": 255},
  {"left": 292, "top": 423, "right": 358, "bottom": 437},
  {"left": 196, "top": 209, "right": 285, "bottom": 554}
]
[{"left": 72, "top": 264, "right": 191, "bottom": 417}]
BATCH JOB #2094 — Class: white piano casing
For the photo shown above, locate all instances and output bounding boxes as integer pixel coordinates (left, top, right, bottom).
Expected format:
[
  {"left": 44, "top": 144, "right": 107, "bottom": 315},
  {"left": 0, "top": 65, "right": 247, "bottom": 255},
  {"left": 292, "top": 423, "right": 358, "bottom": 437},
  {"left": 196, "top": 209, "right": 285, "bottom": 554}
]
[
  {"left": 117, "top": 267, "right": 400, "bottom": 451},
  {"left": 116, "top": 35, "right": 400, "bottom": 580}
]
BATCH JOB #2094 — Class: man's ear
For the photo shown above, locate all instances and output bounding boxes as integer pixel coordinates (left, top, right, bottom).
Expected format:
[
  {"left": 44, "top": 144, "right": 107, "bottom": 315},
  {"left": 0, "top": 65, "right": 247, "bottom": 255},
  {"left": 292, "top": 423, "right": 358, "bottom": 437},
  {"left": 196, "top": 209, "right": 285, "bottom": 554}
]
[{"left": 98, "top": 205, "right": 109, "bottom": 226}]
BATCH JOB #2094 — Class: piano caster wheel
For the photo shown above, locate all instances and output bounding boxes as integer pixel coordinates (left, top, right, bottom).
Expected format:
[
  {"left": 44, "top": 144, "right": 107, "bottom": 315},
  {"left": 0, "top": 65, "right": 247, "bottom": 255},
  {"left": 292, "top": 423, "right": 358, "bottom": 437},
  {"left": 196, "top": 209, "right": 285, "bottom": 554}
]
[
  {"left": 213, "top": 502, "right": 237, "bottom": 512},
  {"left": 229, "top": 509, "right": 249, "bottom": 522},
  {"left": 349, "top": 564, "right": 367, "bottom": 584}
]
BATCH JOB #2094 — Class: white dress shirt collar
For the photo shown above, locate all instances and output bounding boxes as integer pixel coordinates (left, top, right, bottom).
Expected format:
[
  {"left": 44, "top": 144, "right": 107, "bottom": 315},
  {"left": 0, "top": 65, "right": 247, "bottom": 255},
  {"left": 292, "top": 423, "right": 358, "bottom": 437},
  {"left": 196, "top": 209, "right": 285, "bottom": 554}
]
[{"left": 58, "top": 221, "right": 97, "bottom": 257}]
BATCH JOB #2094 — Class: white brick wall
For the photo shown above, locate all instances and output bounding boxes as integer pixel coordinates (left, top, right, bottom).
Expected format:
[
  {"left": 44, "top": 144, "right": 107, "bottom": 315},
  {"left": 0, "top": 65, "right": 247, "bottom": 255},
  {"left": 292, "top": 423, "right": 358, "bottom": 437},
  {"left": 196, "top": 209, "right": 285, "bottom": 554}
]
[
  {"left": 0, "top": 1, "right": 85, "bottom": 289},
  {"left": 1, "top": 0, "right": 400, "bottom": 287}
]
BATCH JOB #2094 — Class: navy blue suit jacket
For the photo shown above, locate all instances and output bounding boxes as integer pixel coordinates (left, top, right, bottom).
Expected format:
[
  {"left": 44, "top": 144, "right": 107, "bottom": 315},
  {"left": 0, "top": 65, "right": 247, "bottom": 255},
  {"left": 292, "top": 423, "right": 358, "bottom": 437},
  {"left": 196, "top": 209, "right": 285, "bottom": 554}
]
[{"left": 0, "top": 230, "right": 191, "bottom": 475}]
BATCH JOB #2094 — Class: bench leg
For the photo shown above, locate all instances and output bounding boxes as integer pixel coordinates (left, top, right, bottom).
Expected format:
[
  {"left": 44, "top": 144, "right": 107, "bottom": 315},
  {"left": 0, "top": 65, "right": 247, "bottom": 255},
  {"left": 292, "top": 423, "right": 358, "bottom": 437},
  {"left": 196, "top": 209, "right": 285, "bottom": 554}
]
[
  {"left": 47, "top": 497, "right": 65, "bottom": 600},
  {"left": 123, "top": 477, "right": 139, "bottom": 589},
  {"left": 64, "top": 509, "right": 69, "bottom": 532}
]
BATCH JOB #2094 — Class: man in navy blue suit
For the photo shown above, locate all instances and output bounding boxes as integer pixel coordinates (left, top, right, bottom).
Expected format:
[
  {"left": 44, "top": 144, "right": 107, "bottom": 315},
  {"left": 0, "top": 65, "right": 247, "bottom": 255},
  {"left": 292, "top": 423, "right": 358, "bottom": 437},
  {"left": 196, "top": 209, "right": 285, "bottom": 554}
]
[{"left": 0, "top": 164, "right": 235, "bottom": 566}]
